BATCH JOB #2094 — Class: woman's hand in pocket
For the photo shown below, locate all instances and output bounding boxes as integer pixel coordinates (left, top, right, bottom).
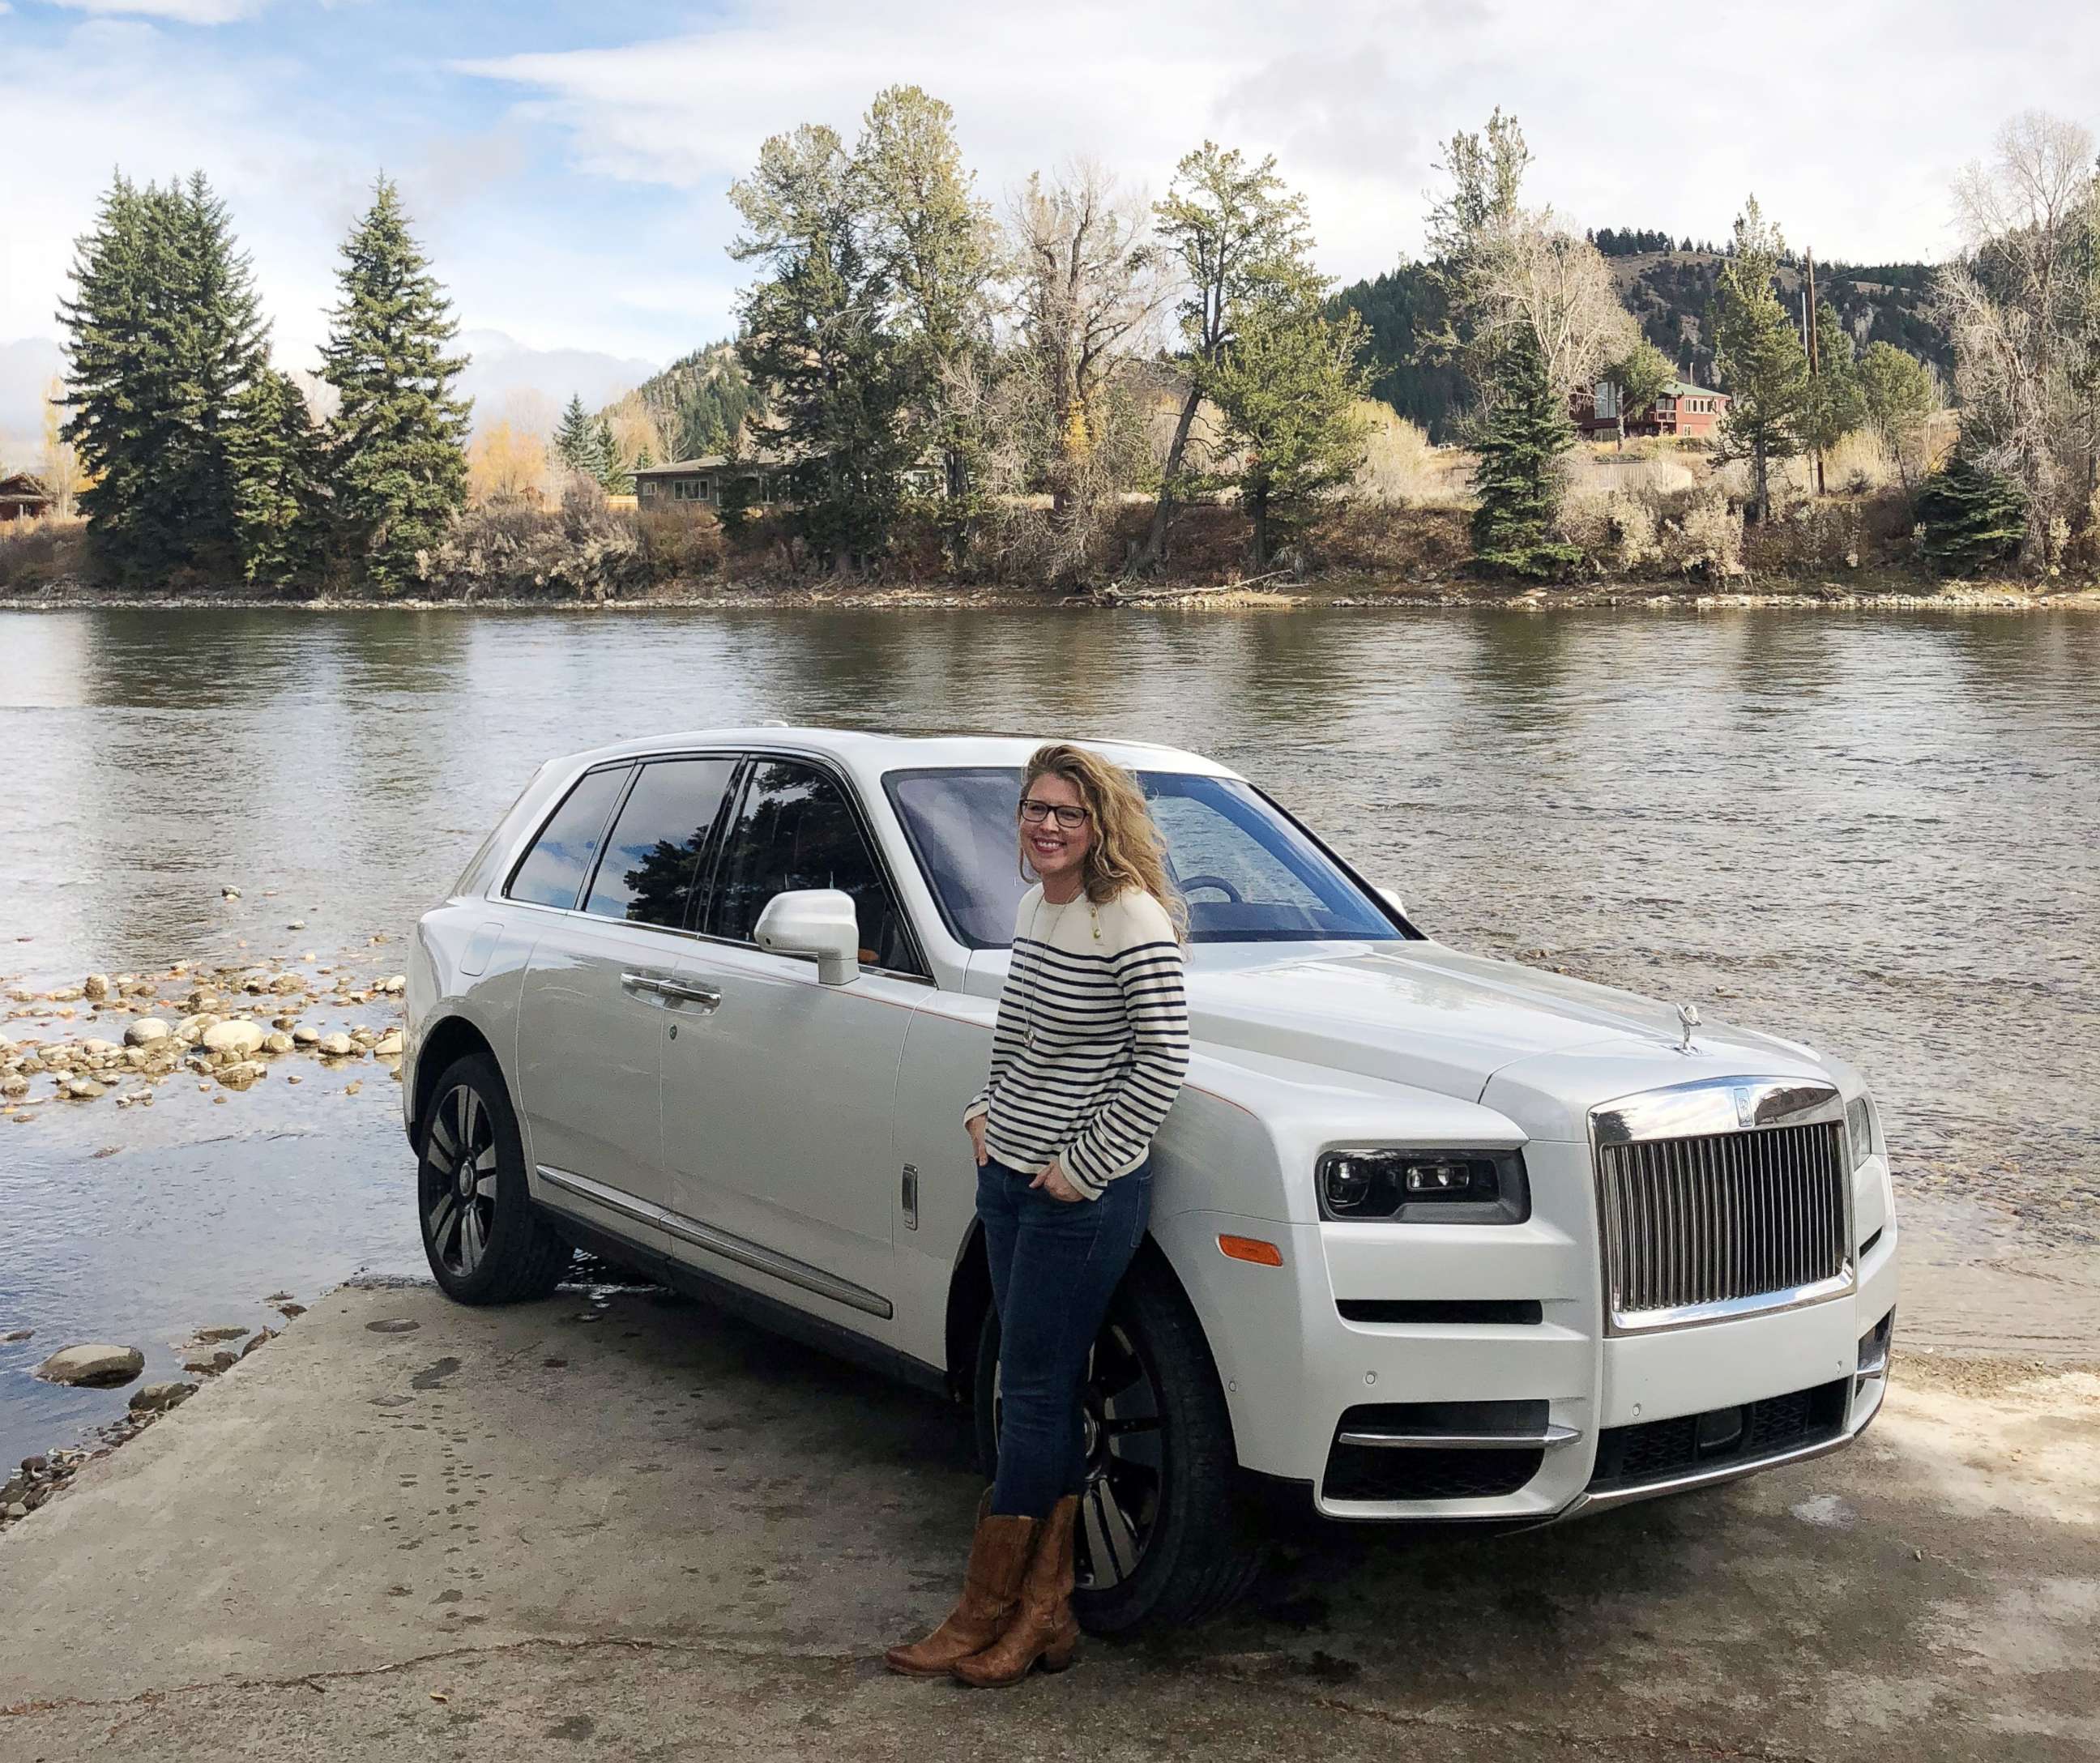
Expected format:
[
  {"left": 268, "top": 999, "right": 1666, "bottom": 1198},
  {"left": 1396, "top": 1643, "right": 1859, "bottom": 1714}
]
[
  {"left": 1030, "top": 1159, "right": 1083, "bottom": 1203},
  {"left": 965, "top": 1113, "right": 988, "bottom": 1167}
]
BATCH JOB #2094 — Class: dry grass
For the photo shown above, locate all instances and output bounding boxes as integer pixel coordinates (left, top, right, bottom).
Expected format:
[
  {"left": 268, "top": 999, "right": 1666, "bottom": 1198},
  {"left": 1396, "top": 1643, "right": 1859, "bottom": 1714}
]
[
  {"left": 1351, "top": 406, "right": 1475, "bottom": 507},
  {"left": 0, "top": 514, "right": 88, "bottom": 591}
]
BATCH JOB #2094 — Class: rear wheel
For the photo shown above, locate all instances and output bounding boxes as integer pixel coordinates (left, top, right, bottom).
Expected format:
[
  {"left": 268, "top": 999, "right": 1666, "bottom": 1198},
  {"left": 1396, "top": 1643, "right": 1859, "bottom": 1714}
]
[
  {"left": 416, "top": 1052, "right": 571, "bottom": 1304},
  {"left": 974, "top": 1250, "right": 1264, "bottom": 1633}
]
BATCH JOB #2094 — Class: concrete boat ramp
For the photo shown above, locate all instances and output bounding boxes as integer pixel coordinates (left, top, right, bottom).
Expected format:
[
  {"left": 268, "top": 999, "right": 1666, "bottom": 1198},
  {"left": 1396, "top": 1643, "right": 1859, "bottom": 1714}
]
[{"left": 2, "top": 1283, "right": 2094, "bottom": 1761}]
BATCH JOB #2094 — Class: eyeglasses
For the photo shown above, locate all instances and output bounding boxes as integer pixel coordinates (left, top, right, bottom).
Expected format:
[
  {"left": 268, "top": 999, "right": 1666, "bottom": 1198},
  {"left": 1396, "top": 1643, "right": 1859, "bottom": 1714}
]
[{"left": 1018, "top": 797, "right": 1089, "bottom": 830}]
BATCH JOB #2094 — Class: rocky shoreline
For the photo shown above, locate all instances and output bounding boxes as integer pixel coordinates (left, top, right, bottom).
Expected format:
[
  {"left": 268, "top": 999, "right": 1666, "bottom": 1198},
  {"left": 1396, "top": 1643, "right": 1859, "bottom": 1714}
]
[{"left": 2, "top": 574, "right": 2096, "bottom": 614}]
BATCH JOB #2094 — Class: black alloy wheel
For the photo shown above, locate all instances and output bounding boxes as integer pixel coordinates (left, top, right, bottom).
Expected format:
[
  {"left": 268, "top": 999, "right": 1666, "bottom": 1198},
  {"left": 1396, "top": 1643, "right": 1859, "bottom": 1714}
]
[
  {"left": 416, "top": 1052, "right": 571, "bottom": 1304},
  {"left": 975, "top": 1252, "right": 1264, "bottom": 1632}
]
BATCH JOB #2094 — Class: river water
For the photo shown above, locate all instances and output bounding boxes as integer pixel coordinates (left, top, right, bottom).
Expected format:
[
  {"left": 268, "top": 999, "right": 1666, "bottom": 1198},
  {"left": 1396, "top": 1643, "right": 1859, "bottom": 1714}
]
[{"left": 2, "top": 605, "right": 2095, "bottom": 1463}]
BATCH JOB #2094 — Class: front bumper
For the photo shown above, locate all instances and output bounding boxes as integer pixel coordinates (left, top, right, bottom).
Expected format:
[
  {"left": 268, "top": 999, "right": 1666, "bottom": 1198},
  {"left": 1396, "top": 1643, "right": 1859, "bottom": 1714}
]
[{"left": 1155, "top": 1144, "right": 1899, "bottom": 1522}]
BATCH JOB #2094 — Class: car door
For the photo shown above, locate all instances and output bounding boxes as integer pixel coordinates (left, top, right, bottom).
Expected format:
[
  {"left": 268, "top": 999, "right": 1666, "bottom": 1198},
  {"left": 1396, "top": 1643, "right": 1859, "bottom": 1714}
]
[
  {"left": 660, "top": 754, "right": 926, "bottom": 1331},
  {"left": 511, "top": 757, "right": 738, "bottom": 1244}
]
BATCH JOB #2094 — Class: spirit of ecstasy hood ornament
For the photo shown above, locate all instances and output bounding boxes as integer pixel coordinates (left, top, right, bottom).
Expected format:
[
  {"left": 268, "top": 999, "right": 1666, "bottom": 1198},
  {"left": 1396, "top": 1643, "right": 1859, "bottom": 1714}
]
[{"left": 1676, "top": 1001, "right": 1701, "bottom": 1055}]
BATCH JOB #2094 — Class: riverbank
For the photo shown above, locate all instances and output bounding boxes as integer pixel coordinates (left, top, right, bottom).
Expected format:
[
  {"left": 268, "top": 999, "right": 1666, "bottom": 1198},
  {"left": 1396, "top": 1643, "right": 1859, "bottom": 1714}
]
[
  {"left": 3, "top": 571, "right": 2094, "bottom": 613},
  {"left": 1, "top": 1281, "right": 2093, "bottom": 1761}
]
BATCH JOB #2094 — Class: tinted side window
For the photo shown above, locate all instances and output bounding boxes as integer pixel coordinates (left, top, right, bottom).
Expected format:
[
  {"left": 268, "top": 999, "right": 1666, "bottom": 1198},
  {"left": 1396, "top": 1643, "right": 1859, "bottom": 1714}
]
[
  {"left": 581, "top": 758, "right": 739, "bottom": 928},
  {"left": 506, "top": 766, "right": 630, "bottom": 909},
  {"left": 711, "top": 760, "right": 920, "bottom": 975}
]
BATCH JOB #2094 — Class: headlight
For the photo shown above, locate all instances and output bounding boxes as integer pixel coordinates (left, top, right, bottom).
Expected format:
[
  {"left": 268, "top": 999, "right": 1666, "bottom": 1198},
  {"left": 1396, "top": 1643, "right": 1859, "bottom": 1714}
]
[
  {"left": 1316, "top": 1148, "right": 1530, "bottom": 1223},
  {"left": 1846, "top": 1096, "right": 1877, "bottom": 1170}
]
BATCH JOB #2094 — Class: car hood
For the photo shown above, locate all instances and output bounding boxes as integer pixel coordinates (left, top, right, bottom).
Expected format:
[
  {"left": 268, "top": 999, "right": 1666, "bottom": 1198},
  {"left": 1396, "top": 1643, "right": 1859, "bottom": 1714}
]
[{"left": 971, "top": 937, "right": 1837, "bottom": 1131}]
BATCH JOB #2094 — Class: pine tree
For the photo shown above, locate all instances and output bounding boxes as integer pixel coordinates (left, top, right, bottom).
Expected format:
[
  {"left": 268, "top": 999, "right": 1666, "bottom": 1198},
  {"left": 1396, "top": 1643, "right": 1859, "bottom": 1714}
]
[
  {"left": 1917, "top": 450, "right": 2027, "bottom": 574},
  {"left": 593, "top": 414, "right": 629, "bottom": 492},
  {"left": 553, "top": 394, "right": 595, "bottom": 472},
  {"left": 732, "top": 124, "right": 916, "bottom": 567},
  {"left": 1206, "top": 297, "right": 1372, "bottom": 566},
  {"left": 58, "top": 172, "right": 268, "bottom": 582},
  {"left": 320, "top": 178, "right": 471, "bottom": 590},
  {"left": 228, "top": 369, "right": 326, "bottom": 583},
  {"left": 1802, "top": 299, "right": 1864, "bottom": 485},
  {"left": 1469, "top": 327, "right": 1579, "bottom": 579},
  {"left": 1710, "top": 197, "right": 1808, "bottom": 523}
]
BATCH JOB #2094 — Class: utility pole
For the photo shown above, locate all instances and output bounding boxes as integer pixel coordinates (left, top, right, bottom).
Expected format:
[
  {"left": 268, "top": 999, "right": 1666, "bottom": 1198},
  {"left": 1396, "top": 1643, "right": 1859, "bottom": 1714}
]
[{"left": 1805, "top": 249, "right": 1825, "bottom": 497}]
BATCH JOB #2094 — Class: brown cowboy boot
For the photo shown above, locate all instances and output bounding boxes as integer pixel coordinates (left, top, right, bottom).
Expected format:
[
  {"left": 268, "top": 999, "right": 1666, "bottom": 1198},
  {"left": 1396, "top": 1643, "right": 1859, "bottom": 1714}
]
[
  {"left": 951, "top": 1492, "right": 1081, "bottom": 1687},
  {"left": 884, "top": 1491, "right": 1038, "bottom": 1677}
]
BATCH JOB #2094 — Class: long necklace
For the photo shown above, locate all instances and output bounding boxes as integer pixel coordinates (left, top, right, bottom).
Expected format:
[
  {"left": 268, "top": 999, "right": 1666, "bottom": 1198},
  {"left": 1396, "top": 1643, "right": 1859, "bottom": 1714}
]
[{"left": 1023, "top": 889, "right": 1078, "bottom": 1048}]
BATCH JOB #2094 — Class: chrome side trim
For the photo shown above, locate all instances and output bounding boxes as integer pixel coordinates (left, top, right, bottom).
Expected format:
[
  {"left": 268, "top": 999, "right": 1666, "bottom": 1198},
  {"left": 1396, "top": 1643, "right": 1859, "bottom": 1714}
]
[
  {"left": 1591, "top": 1076, "right": 1844, "bottom": 1145},
  {"left": 1338, "top": 1425, "right": 1580, "bottom": 1452},
  {"left": 535, "top": 1164, "right": 893, "bottom": 1320}
]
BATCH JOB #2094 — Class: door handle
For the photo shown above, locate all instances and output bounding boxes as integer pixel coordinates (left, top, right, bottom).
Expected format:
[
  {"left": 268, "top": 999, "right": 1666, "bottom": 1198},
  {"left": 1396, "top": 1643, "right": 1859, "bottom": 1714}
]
[
  {"left": 622, "top": 971, "right": 720, "bottom": 1010},
  {"left": 656, "top": 977, "right": 723, "bottom": 1010}
]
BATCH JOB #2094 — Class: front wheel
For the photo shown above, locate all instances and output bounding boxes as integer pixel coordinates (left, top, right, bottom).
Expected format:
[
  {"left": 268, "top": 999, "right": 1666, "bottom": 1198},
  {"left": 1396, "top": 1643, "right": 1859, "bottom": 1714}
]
[
  {"left": 974, "top": 1250, "right": 1264, "bottom": 1633},
  {"left": 416, "top": 1052, "right": 572, "bottom": 1304}
]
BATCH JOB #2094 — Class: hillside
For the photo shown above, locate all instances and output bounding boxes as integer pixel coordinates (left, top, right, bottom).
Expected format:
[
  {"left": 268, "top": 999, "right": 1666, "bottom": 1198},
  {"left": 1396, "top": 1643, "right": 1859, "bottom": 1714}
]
[
  {"left": 601, "top": 340, "right": 756, "bottom": 461},
  {"left": 1335, "top": 238, "right": 1950, "bottom": 441}
]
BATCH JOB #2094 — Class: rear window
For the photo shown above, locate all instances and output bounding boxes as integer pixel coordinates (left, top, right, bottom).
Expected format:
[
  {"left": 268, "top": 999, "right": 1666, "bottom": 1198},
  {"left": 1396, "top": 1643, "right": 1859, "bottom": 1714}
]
[
  {"left": 506, "top": 766, "right": 629, "bottom": 909},
  {"left": 581, "top": 758, "right": 739, "bottom": 929}
]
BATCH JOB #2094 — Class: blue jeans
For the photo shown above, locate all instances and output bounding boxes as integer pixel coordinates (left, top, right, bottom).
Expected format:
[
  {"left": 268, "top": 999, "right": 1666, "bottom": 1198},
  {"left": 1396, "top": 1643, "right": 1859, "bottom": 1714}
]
[{"left": 977, "top": 1155, "right": 1153, "bottom": 1520}]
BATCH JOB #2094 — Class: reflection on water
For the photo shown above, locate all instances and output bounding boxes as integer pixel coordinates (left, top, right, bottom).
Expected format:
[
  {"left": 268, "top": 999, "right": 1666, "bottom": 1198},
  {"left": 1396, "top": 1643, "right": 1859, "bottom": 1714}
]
[{"left": 1, "top": 606, "right": 2096, "bottom": 1456}]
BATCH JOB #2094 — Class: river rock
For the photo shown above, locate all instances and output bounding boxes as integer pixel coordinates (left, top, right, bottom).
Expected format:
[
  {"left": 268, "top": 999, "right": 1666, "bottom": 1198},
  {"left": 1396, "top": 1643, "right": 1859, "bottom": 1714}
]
[
  {"left": 373, "top": 1029, "right": 404, "bottom": 1057},
  {"left": 217, "top": 1060, "right": 266, "bottom": 1088},
  {"left": 125, "top": 1018, "right": 172, "bottom": 1047},
  {"left": 80, "top": 1038, "right": 120, "bottom": 1058},
  {"left": 1, "top": 1076, "right": 28, "bottom": 1099},
  {"left": 291, "top": 1024, "right": 320, "bottom": 1046},
  {"left": 2, "top": 1329, "right": 32, "bottom": 1342},
  {"left": 36, "top": 1344, "right": 144, "bottom": 1387},
  {"left": 184, "top": 1349, "right": 238, "bottom": 1376},
  {"left": 202, "top": 1020, "right": 265, "bottom": 1057},
  {"left": 61, "top": 1076, "right": 106, "bottom": 1099},
  {"left": 191, "top": 1325, "right": 247, "bottom": 1343},
  {"left": 129, "top": 1381, "right": 195, "bottom": 1413},
  {"left": 316, "top": 1032, "right": 356, "bottom": 1057},
  {"left": 83, "top": 974, "right": 110, "bottom": 1001},
  {"left": 378, "top": 975, "right": 407, "bottom": 995},
  {"left": 263, "top": 1031, "right": 294, "bottom": 1055}
]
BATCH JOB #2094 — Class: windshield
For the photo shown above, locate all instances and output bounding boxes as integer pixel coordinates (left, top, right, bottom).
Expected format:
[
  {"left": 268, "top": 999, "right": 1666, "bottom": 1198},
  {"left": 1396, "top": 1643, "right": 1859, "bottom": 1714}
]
[{"left": 886, "top": 767, "right": 1406, "bottom": 948}]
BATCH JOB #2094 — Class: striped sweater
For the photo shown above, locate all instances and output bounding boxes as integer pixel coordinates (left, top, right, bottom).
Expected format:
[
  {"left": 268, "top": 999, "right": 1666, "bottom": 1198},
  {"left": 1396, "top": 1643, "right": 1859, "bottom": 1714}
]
[{"left": 964, "top": 884, "right": 1191, "bottom": 1198}]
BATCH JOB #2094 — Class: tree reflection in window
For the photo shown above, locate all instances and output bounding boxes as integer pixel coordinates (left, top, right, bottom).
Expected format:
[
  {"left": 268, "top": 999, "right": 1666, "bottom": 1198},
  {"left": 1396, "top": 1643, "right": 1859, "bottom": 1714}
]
[{"left": 582, "top": 759, "right": 738, "bottom": 929}]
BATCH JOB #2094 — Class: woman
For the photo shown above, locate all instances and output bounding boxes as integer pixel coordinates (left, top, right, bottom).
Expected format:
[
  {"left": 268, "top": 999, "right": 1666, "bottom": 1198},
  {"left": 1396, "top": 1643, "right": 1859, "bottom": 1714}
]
[{"left": 886, "top": 742, "right": 1190, "bottom": 1688}]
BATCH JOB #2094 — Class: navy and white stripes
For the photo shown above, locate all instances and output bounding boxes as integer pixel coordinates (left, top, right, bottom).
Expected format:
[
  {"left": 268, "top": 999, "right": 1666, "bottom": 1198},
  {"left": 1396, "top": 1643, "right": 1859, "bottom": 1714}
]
[{"left": 965, "top": 886, "right": 1190, "bottom": 1198}]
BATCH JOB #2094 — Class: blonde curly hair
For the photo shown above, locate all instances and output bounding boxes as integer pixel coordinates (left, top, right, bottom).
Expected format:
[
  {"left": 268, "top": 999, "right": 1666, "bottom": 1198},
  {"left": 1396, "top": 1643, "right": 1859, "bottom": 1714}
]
[{"left": 1018, "top": 743, "right": 1187, "bottom": 941}]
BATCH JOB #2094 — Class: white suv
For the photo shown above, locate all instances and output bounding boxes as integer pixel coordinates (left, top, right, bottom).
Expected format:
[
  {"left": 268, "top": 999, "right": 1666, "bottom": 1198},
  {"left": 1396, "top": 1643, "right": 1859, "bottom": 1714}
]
[{"left": 404, "top": 728, "right": 1898, "bottom": 1630}]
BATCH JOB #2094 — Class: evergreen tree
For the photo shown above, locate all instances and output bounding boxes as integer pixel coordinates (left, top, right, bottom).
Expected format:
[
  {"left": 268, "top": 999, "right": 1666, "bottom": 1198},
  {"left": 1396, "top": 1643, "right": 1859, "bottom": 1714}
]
[
  {"left": 320, "top": 178, "right": 471, "bottom": 590},
  {"left": 1206, "top": 298, "right": 1371, "bottom": 566},
  {"left": 1802, "top": 299, "right": 1864, "bottom": 485},
  {"left": 1469, "top": 328, "right": 1578, "bottom": 579},
  {"left": 598, "top": 416, "right": 633, "bottom": 493},
  {"left": 1917, "top": 450, "right": 2027, "bottom": 574},
  {"left": 1603, "top": 338, "right": 1673, "bottom": 447},
  {"left": 732, "top": 124, "right": 916, "bottom": 567},
  {"left": 227, "top": 368, "right": 326, "bottom": 583},
  {"left": 1709, "top": 197, "right": 1808, "bottom": 522},
  {"left": 553, "top": 394, "right": 595, "bottom": 471},
  {"left": 58, "top": 172, "right": 268, "bottom": 582}
]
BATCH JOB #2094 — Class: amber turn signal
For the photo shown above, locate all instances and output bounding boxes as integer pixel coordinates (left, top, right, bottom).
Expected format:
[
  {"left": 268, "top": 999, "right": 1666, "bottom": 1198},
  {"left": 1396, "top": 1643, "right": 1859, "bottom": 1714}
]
[{"left": 1217, "top": 1234, "right": 1283, "bottom": 1267}]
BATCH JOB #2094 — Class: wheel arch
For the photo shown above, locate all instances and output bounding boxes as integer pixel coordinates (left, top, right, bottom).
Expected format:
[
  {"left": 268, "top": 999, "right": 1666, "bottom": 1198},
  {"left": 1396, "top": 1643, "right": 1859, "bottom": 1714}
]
[
  {"left": 942, "top": 1217, "right": 1240, "bottom": 1466},
  {"left": 412, "top": 1014, "right": 502, "bottom": 1150}
]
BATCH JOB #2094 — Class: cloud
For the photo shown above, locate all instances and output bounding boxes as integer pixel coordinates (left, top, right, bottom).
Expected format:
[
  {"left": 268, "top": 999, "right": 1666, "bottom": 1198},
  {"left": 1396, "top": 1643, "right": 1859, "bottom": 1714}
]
[
  {"left": 45, "top": 0, "right": 267, "bottom": 22},
  {"left": 455, "top": 331, "right": 659, "bottom": 433},
  {"left": 0, "top": 337, "right": 66, "bottom": 466}
]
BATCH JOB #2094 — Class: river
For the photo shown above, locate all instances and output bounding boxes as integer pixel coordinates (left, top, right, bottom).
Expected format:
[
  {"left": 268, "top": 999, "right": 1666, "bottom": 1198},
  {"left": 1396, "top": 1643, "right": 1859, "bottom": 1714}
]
[{"left": 2, "top": 605, "right": 2095, "bottom": 1464}]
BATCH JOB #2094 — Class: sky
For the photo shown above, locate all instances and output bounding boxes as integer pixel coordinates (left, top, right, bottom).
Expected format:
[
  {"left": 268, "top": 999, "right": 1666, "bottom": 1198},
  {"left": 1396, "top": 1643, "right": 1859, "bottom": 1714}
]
[{"left": 4, "top": 0, "right": 2098, "bottom": 461}]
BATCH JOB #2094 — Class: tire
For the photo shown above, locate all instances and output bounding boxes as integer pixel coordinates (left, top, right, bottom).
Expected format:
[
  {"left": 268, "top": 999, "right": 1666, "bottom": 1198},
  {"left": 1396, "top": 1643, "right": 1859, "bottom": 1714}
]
[
  {"left": 416, "top": 1052, "right": 572, "bottom": 1304},
  {"left": 973, "top": 1248, "right": 1265, "bottom": 1633}
]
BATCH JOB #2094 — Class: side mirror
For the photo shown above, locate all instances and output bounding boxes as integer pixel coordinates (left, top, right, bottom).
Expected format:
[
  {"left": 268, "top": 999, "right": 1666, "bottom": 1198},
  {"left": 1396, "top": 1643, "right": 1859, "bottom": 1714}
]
[
  {"left": 1377, "top": 886, "right": 1407, "bottom": 920},
  {"left": 754, "top": 889, "right": 860, "bottom": 986}
]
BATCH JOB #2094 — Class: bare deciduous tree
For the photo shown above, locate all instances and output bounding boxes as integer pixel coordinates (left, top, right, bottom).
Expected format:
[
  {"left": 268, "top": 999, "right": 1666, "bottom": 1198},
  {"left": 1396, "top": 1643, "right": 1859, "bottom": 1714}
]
[
  {"left": 1471, "top": 216, "right": 1639, "bottom": 401},
  {"left": 1936, "top": 110, "right": 2100, "bottom": 566},
  {"left": 1008, "top": 161, "right": 1164, "bottom": 485}
]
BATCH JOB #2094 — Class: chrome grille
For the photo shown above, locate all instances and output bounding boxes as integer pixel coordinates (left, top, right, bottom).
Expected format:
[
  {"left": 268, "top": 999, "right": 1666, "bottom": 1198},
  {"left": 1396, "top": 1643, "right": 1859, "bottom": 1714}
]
[{"left": 1597, "top": 1121, "right": 1851, "bottom": 1331}]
